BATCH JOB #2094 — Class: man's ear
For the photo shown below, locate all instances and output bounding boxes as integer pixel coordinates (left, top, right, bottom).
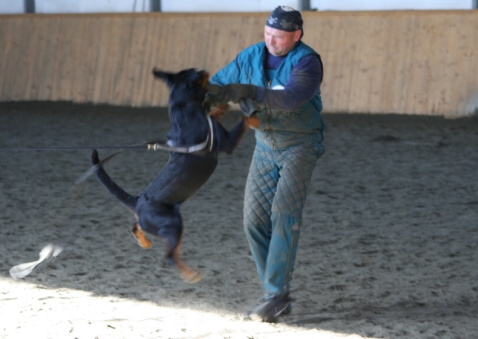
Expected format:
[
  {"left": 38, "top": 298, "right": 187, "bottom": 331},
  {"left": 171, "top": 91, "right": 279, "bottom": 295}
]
[{"left": 293, "top": 30, "right": 302, "bottom": 42}]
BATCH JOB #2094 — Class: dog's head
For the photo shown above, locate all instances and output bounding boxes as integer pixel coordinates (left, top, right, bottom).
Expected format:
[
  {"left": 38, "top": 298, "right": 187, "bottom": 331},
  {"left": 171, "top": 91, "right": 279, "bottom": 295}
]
[{"left": 152, "top": 68, "right": 209, "bottom": 102}]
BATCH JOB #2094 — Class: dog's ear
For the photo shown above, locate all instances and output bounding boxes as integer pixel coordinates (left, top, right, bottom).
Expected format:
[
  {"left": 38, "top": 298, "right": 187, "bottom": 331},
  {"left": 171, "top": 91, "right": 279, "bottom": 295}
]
[
  {"left": 197, "top": 70, "right": 210, "bottom": 89},
  {"left": 152, "top": 68, "right": 174, "bottom": 85}
]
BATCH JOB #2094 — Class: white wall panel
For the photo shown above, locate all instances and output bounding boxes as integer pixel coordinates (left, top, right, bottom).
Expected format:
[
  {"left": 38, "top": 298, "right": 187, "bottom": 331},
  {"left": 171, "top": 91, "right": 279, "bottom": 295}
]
[{"left": 310, "top": 0, "right": 472, "bottom": 11}]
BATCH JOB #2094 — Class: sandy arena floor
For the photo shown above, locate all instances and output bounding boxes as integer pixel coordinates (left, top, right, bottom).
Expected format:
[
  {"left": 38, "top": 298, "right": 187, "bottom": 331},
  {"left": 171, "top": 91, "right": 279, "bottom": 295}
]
[{"left": 1, "top": 102, "right": 477, "bottom": 339}]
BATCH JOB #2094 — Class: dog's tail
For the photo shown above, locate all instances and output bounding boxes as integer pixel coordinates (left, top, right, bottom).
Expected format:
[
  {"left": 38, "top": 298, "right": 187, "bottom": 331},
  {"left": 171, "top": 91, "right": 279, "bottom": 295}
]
[{"left": 91, "top": 150, "right": 138, "bottom": 211}]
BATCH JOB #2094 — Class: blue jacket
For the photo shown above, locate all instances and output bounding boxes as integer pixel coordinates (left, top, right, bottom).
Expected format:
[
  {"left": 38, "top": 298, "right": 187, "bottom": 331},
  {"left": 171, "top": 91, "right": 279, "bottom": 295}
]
[{"left": 211, "top": 41, "right": 325, "bottom": 149}]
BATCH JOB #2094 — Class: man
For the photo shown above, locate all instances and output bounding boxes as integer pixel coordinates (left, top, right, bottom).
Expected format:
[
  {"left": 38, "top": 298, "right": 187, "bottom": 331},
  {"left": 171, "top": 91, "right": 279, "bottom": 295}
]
[{"left": 207, "top": 6, "right": 325, "bottom": 322}]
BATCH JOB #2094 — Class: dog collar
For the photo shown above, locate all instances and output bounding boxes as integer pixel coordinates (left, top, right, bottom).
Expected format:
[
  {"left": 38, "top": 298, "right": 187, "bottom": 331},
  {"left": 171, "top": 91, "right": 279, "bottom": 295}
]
[{"left": 161, "top": 115, "right": 214, "bottom": 154}]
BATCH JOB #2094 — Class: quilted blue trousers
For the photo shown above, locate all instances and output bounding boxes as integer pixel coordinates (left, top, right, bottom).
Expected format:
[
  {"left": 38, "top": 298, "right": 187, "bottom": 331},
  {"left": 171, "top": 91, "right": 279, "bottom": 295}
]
[{"left": 244, "top": 136, "right": 324, "bottom": 297}]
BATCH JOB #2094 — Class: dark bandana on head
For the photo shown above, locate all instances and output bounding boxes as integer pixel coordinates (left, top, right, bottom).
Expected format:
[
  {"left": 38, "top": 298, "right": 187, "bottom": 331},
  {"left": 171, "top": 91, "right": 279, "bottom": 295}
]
[{"left": 266, "top": 6, "right": 303, "bottom": 32}]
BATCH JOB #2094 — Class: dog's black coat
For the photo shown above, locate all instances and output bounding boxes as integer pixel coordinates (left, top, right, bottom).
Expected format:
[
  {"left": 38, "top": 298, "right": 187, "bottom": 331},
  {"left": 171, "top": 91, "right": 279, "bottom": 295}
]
[{"left": 91, "top": 68, "right": 247, "bottom": 281}]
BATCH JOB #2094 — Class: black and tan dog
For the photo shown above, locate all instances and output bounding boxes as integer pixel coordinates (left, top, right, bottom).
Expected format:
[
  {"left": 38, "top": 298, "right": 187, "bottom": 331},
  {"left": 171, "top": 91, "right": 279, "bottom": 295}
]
[{"left": 92, "top": 68, "right": 255, "bottom": 282}]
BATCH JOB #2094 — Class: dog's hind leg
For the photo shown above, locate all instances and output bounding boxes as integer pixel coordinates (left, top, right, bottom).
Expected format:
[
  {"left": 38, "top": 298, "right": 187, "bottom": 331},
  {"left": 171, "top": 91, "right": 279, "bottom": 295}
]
[
  {"left": 131, "top": 223, "right": 153, "bottom": 249},
  {"left": 139, "top": 206, "right": 203, "bottom": 283},
  {"left": 169, "top": 236, "right": 204, "bottom": 283},
  {"left": 163, "top": 227, "right": 204, "bottom": 283}
]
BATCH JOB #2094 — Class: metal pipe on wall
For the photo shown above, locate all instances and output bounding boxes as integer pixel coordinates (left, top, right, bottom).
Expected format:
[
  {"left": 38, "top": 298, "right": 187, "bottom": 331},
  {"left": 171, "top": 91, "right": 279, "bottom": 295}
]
[
  {"left": 151, "top": 0, "right": 161, "bottom": 11},
  {"left": 25, "top": 0, "right": 35, "bottom": 13},
  {"left": 300, "top": 0, "right": 311, "bottom": 11}
]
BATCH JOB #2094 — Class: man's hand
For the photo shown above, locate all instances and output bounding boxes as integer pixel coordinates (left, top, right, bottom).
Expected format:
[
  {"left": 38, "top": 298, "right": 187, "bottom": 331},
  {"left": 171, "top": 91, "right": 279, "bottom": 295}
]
[{"left": 207, "top": 84, "right": 257, "bottom": 103}]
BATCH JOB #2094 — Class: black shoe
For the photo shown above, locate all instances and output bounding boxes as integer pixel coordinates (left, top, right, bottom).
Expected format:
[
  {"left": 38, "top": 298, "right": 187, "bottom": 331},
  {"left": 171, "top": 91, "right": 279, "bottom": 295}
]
[
  {"left": 282, "top": 301, "right": 292, "bottom": 315},
  {"left": 249, "top": 294, "right": 292, "bottom": 323}
]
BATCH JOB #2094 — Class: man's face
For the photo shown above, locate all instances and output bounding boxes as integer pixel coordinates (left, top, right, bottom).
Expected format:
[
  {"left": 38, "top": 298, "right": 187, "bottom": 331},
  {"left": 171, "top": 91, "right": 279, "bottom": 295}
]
[{"left": 264, "top": 25, "right": 301, "bottom": 57}]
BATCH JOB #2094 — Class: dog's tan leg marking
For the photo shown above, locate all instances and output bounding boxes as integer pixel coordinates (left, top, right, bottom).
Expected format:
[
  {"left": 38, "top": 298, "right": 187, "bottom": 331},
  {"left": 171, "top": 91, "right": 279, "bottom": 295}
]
[
  {"left": 131, "top": 223, "right": 153, "bottom": 249},
  {"left": 245, "top": 115, "right": 260, "bottom": 129},
  {"left": 173, "top": 239, "right": 204, "bottom": 283},
  {"left": 208, "top": 104, "right": 229, "bottom": 121}
]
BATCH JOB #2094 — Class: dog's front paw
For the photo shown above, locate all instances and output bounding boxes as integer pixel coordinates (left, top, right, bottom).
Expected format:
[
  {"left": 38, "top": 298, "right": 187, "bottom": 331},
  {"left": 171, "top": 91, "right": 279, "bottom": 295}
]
[
  {"left": 208, "top": 104, "right": 229, "bottom": 121},
  {"left": 245, "top": 115, "right": 260, "bottom": 129}
]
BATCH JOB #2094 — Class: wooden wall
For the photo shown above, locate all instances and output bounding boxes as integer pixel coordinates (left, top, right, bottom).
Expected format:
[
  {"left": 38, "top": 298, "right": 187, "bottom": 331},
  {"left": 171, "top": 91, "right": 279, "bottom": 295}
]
[{"left": 0, "top": 11, "right": 477, "bottom": 117}]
